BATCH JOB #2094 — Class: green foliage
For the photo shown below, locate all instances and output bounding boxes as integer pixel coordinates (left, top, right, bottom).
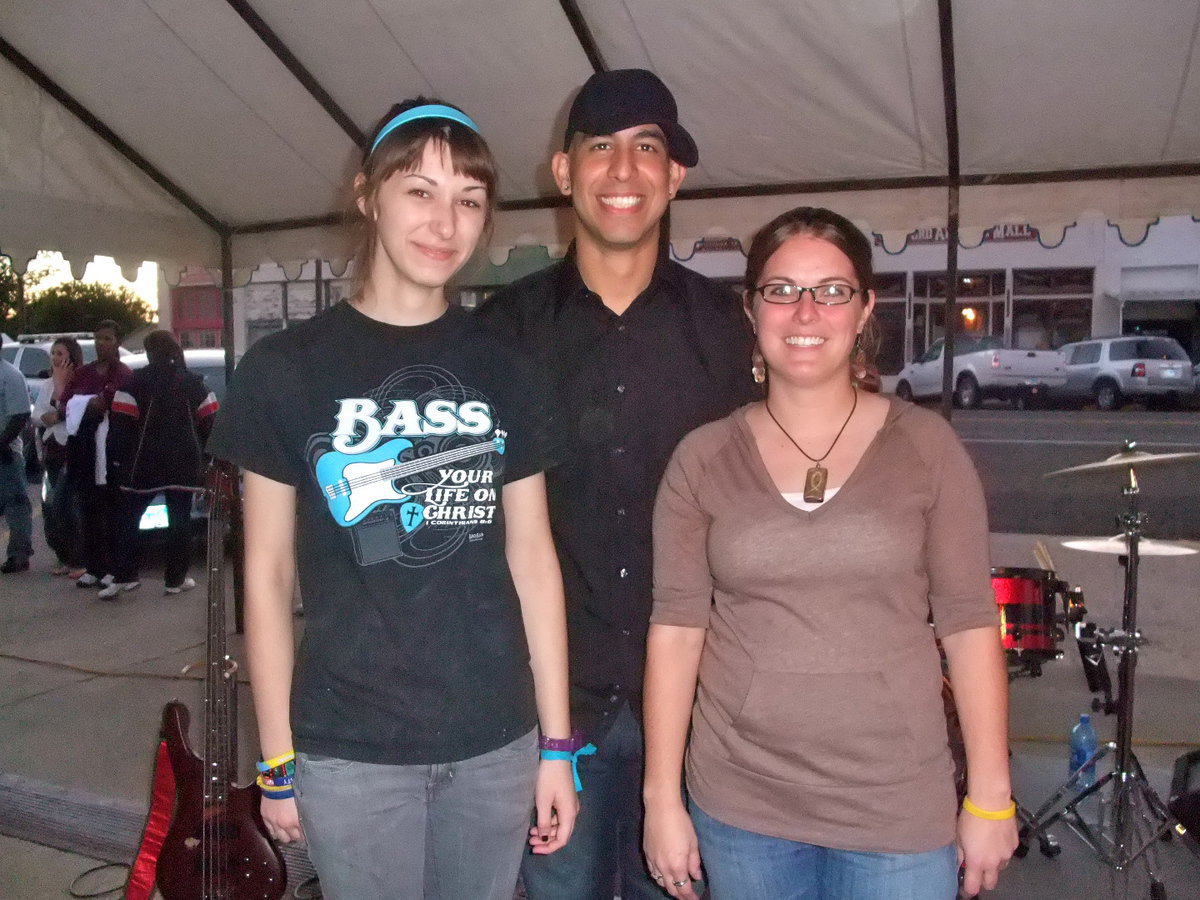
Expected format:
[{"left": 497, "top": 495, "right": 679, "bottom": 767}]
[
  {"left": 0, "top": 257, "right": 23, "bottom": 332},
  {"left": 24, "top": 281, "right": 155, "bottom": 336}
]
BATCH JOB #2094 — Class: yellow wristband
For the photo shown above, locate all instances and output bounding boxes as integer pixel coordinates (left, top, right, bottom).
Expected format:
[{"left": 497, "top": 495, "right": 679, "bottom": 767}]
[
  {"left": 962, "top": 796, "right": 1017, "bottom": 821},
  {"left": 261, "top": 750, "right": 296, "bottom": 771}
]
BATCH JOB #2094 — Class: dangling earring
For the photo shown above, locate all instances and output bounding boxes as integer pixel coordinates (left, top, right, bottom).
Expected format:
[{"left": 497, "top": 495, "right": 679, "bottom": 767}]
[
  {"left": 850, "top": 333, "right": 868, "bottom": 386},
  {"left": 751, "top": 346, "right": 766, "bottom": 385}
]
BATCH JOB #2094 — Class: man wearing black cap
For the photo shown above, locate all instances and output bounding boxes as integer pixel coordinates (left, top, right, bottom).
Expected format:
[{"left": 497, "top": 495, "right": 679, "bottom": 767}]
[{"left": 477, "top": 69, "right": 755, "bottom": 898}]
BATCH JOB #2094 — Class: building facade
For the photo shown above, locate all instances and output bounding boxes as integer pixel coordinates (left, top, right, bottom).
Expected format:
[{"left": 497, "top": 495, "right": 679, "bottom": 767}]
[{"left": 165, "top": 215, "right": 1200, "bottom": 377}]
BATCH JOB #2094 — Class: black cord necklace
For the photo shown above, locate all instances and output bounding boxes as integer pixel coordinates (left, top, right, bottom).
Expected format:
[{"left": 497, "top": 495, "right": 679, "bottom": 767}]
[{"left": 765, "top": 388, "right": 858, "bottom": 503}]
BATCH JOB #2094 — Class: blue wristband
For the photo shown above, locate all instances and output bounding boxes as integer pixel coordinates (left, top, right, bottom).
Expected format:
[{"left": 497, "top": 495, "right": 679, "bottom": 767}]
[{"left": 540, "top": 743, "right": 597, "bottom": 792}]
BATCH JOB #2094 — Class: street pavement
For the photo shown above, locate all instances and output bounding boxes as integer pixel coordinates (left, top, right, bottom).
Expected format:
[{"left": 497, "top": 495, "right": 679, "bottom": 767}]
[
  {"left": 952, "top": 408, "right": 1200, "bottom": 539},
  {"left": 2, "top": 468, "right": 1199, "bottom": 897}
]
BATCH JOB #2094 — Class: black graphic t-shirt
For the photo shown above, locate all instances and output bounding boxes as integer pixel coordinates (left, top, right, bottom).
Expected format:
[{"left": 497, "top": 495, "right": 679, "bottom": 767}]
[{"left": 208, "top": 302, "right": 559, "bottom": 764}]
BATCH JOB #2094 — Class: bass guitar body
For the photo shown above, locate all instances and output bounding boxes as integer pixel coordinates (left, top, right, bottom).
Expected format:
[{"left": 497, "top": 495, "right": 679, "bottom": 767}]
[{"left": 155, "top": 701, "right": 286, "bottom": 900}]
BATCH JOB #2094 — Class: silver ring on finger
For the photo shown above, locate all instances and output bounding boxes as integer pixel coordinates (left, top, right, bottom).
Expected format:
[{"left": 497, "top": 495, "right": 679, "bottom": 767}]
[{"left": 672, "top": 879, "right": 689, "bottom": 887}]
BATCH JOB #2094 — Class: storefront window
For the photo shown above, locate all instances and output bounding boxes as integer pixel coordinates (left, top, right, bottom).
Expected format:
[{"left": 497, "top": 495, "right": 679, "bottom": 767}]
[
  {"left": 873, "top": 301, "right": 906, "bottom": 375},
  {"left": 1012, "top": 297, "right": 1090, "bottom": 349},
  {"left": 1013, "top": 268, "right": 1093, "bottom": 295}
]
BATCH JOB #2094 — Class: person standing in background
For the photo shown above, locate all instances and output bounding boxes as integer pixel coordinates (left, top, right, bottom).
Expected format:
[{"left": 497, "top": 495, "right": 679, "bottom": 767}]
[
  {"left": 32, "top": 336, "right": 86, "bottom": 577},
  {"left": 60, "top": 319, "right": 133, "bottom": 591},
  {"left": 105, "top": 329, "right": 219, "bottom": 599},
  {"left": 477, "top": 69, "right": 756, "bottom": 899},
  {"left": 0, "top": 333, "right": 34, "bottom": 574}
]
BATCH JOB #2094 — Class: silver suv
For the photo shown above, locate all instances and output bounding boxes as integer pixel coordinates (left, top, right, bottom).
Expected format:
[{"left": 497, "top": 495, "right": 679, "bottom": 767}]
[{"left": 1058, "top": 336, "right": 1195, "bottom": 411}]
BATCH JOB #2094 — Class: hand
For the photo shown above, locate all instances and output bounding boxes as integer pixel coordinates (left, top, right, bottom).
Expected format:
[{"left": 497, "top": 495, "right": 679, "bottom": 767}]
[
  {"left": 957, "top": 808, "right": 1018, "bottom": 896},
  {"left": 643, "top": 801, "right": 703, "bottom": 900},
  {"left": 260, "top": 795, "right": 305, "bottom": 845},
  {"left": 51, "top": 358, "right": 74, "bottom": 391},
  {"left": 528, "top": 758, "right": 578, "bottom": 854}
]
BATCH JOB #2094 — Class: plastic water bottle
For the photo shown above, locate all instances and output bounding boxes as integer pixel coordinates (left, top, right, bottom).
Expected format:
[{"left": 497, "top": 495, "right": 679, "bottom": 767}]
[{"left": 1069, "top": 713, "right": 1098, "bottom": 786}]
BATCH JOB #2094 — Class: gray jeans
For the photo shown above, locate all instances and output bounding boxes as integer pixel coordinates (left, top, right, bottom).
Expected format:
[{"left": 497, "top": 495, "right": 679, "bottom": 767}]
[{"left": 294, "top": 729, "right": 539, "bottom": 900}]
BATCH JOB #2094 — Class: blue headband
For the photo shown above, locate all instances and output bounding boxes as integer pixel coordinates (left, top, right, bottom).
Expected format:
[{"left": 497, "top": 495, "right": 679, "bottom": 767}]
[{"left": 369, "top": 104, "right": 481, "bottom": 155}]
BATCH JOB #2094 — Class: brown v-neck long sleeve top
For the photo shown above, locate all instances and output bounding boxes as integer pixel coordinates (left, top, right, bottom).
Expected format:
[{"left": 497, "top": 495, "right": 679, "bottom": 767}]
[{"left": 651, "top": 398, "right": 999, "bottom": 853}]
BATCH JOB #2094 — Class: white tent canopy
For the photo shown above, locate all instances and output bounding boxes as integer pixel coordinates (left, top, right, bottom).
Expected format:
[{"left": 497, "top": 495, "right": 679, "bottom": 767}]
[{"left": 2, "top": 0, "right": 1199, "bottom": 277}]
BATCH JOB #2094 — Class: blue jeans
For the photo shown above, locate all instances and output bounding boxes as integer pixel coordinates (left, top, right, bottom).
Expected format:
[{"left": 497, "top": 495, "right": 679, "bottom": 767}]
[
  {"left": 42, "top": 459, "right": 83, "bottom": 568},
  {"left": 521, "top": 702, "right": 667, "bottom": 900},
  {"left": 690, "top": 802, "right": 958, "bottom": 900},
  {"left": 293, "top": 729, "right": 538, "bottom": 900},
  {"left": 0, "top": 451, "right": 33, "bottom": 563}
]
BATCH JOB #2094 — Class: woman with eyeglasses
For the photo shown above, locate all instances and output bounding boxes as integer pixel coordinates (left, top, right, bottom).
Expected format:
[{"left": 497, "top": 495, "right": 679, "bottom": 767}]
[
  {"left": 207, "top": 98, "right": 577, "bottom": 899},
  {"left": 641, "top": 207, "right": 1016, "bottom": 899}
]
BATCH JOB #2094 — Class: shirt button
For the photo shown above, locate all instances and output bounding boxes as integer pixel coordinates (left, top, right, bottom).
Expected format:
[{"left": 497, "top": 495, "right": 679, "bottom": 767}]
[
  {"left": 613, "top": 447, "right": 625, "bottom": 456},
  {"left": 616, "top": 508, "right": 626, "bottom": 517},
  {"left": 617, "top": 324, "right": 626, "bottom": 332},
  {"left": 616, "top": 384, "right": 625, "bottom": 394},
  {"left": 619, "top": 568, "right": 628, "bottom": 578},
  {"left": 620, "top": 629, "right": 631, "bottom": 637}
]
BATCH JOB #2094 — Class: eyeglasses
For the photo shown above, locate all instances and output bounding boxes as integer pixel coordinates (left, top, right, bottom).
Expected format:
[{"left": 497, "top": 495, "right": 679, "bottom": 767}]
[{"left": 754, "top": 282, "right": 863, "bottom": 306}]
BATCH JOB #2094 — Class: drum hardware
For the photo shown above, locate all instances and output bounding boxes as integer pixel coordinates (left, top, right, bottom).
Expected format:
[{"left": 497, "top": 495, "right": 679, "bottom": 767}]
[
  {"left": 1021, "top": 448, "right": 1200, "bottom": 898},
  {"left": 991, "top": 566, "right": 1086, "bottom": 679},
  {"left": 1075, "top": 622, "right": 1117, "bottom": 716}
]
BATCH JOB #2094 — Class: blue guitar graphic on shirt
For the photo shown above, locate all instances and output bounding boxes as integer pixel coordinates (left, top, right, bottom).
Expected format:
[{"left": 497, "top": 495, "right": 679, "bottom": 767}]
[{"left": 316, "top": 432, "right": 505, "bottom": 527}]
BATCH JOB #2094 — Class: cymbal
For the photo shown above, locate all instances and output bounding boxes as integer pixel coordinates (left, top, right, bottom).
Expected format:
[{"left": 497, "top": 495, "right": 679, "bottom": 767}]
[
  {"left": 1062, "top": 536, "right": 1199, "bottom": 557},
  {"left": 1044, "top": 450, "right": 1200, "bottom": 477}
]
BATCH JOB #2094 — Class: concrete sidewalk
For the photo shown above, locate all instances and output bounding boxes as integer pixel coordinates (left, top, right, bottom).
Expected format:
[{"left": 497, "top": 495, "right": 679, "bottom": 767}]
[{"left": 1, "top": 523, "right": 1198, "bottom": 898}]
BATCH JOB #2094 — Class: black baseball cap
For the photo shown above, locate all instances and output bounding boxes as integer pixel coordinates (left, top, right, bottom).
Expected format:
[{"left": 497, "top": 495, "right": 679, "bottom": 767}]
[{"left": 563, "top": 69, "right": 699, "bottom": 167}]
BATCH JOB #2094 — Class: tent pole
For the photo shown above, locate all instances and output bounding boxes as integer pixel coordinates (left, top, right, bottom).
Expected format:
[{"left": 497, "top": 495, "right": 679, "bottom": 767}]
[
  {"left": 941, "top": 188, "right": 959, "bottom": 420},
  {"left": 937, "top": 0, "right": 961, "bottom": 421}
]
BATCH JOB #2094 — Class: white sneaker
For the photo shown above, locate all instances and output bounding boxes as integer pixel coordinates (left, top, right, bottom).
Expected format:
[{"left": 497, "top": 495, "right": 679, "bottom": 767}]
[
  {"left": 101, "top": 573, "right": 115, "bottom": 587},
  {"left": 76, "top": 573, "right": 100, "bottom": 588},
  {"left": 98, "top": 580, "right": 140, "bottom": 600},
  {"left": 164, "top": 577, "right": 196, "bottom": 595}
]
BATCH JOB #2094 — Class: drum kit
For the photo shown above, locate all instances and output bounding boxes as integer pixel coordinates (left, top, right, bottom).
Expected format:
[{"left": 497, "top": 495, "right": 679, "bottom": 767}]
[{"left": 992, "top": 442, "right": 1200, "bottom": 897}]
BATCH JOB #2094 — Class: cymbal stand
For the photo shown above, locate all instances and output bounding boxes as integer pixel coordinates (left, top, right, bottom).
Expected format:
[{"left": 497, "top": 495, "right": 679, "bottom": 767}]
[{"left": 1020, "top": 465, "right": 1179, "bottom": 899}]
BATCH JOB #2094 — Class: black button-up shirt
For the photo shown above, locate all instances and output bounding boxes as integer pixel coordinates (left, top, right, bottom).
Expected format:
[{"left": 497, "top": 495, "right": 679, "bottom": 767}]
[{"left": 476, "top": 249, "right": 756, "bottom": 739}]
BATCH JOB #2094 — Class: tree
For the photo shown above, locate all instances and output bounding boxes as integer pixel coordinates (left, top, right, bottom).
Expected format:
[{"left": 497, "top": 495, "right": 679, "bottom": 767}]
[
  {"left": 1, "top": 257, "right": 25, "bottom": 333},
  {"left": 23, "top": 281, "right": 155, "bottom": 336}
]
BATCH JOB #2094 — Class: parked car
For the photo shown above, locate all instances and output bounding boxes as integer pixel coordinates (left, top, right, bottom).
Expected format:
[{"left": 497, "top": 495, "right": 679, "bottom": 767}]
[
  {"left": 1057, "top": 336, "right": 1195, "bottom": 411},
  {"left": 123, "top": 347, "right": 236, "bottom": 537},
  {"left": 123, "top": 347, "right": 234, "bottom": 406},
  {"left": 894, "top": 335, "right": 1066, "bottom": 409}
]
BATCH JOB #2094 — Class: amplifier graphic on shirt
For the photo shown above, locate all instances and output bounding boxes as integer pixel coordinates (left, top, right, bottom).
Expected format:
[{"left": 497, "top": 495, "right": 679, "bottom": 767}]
[{"left": 315, "top": 432, "right": 506, "bottom": 527}]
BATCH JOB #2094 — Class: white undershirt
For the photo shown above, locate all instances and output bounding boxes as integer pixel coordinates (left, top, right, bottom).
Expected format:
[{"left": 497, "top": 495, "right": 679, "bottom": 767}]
[{"left": 781, "top": 487, "right": 840, "bottom": 512}]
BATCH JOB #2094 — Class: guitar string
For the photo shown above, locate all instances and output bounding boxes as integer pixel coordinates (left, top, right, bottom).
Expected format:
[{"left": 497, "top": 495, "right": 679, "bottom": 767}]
[
  {"left": 208, "top": 478, "right": 226, "bottom": 897},
  {"left": 334, "top": 439, "right": 498, "bottom": 493},
  {"left": 331, "top": 438, "right": 500, "bottom": 494}
]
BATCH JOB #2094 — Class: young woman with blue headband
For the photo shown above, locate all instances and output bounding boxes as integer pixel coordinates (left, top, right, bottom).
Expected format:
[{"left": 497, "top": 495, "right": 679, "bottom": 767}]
[{"left": 208, "top": 98, "right": 577, "bottom": 899}]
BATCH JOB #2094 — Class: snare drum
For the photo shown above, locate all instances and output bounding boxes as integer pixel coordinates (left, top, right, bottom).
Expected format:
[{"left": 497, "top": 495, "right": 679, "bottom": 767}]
[{"left": 991, "top": 567, "right": 1071, "bottom": 660}]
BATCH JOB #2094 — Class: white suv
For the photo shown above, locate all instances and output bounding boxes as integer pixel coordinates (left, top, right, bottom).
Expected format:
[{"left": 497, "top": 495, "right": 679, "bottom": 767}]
[{"left": 1058, "top": 336, "right": 1195, "bottom": 410}]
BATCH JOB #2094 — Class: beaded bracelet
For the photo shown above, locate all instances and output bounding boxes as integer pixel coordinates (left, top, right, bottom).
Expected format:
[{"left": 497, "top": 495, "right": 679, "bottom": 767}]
[{"left": 962, "top": 796, "right": 1017, "bottom": 821}]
